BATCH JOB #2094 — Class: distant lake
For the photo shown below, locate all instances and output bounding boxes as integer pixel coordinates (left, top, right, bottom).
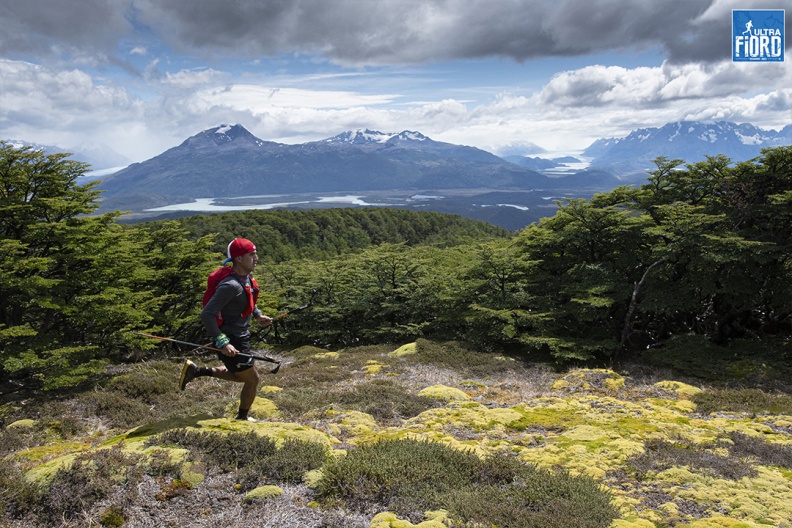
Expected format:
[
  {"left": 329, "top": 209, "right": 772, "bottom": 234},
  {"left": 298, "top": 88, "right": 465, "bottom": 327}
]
[
  {"left": 120, "top": 188, "right": 603, "bottom": 231},
  {"left": 143, "top": 193, "right": 434, "bottom": 212}
]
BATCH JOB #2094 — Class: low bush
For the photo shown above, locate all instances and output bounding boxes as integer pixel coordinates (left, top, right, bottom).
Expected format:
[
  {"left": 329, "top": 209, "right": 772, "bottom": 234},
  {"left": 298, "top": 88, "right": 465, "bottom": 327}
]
[
  {"left": 270, "top": 379, "right": 438, "bottom": 422},
  {"left": 0, "top": 458, "right": 39, "bottom": 522},
  {"left": 104, "top": 367, "right": 177, "bottom": 403},
  {"left": 269, "top": 386, "right": 331, "bottom": 418},
  {"left": 153, "top": 429, "right": 277, "bottom": 470},
  {"left": 414, "top": 339, "right": 519, "bottom": 377},
  {"left": 692, "top": 388, "right": 792, "bottom": 415},
  {"left": 152, "top": 429, "right": 327, "bottom": 489},
  {"left": 237, "top": 437, "right": 328, "bottom": 488},
  {"left": 336, "top": 379, "right": 439, "bottom": 421},
  {"left": 725, "top": 431, "right": 792, "bottom": 469},
  {"left": 628, "top": 438, "right": 756, "bottom": 481},
  {"left": 83, "top": 390, "right": 154, "bottom": 429},
  {"left": 317, "top": 438, "right": 616, "bottom": 527},
  {"left": 36, "top": 444, "right": 142, "bottom": 525}
]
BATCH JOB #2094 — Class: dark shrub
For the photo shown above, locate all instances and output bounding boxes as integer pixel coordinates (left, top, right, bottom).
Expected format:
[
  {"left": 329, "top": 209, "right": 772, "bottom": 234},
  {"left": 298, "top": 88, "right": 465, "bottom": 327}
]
[
  {"left": 692, "top": 388, "right": 792, "bottom": 415},
  {"left": 726, "top": 431, "right": 792, "bottom": 469},
  {"left": 152, "top": 429, "right": 327, "bottom": 488},
  {"left": 37, "top": 444, "right": 141, "bottom": 524},
  {"left": 629, "top": 438, "right": 756, "bottom": 480},
  {"left": 317, "top": 438, "right": 616, "bottom": 527}
]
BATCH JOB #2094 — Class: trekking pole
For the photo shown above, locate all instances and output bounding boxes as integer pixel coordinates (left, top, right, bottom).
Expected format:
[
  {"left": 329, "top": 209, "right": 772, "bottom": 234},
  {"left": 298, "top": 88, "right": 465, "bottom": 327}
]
[
  {"left": 134, "top": 332, "right": 281, "bottom": 373},
  {"left": 273, "top": 288, "right": 318, "bottom": 321},
  {"left": 255, "top": 288, "right": 318, "bottom": 342}
]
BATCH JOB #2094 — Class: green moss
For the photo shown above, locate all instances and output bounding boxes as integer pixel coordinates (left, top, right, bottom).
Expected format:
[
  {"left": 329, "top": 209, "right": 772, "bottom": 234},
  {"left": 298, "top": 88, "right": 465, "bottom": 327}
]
[
  {"left": 197, "top": 417, "right": 340, "bottom": 448},
  {"left": 7, "top": 419, "right": 37, "bottom": 429},
  {"left": 363, "top": 360, "right": 387, "bottom": 375},
  {"left": 654, "top": 380, "right": 703, "bottom": 400},
  {"left": 243, "top": 485, "right": 283, "bottom": 503},
  {"left": 418, "top": 384, "right": 471, "bottom": 402},
  {"left": 313, "top": 351, "right": 340, "bottom": 359},
  {"left": 325, "top": 409, "right": 379, "bottom": 439},
  {"left": 224, "top": 397, "right": 281, "bottom": 420},
  {"left": 390, "top": 342, "right": 418, "bottom": 356},
  {"left": 303, "top": 469, "right": 323, "bottom": 488},
  {"left": 370, "top": 511, "right": 448, "bottom": 528},
  {"left": 550, "top": 369, "right": 626, "bottom": 393}
]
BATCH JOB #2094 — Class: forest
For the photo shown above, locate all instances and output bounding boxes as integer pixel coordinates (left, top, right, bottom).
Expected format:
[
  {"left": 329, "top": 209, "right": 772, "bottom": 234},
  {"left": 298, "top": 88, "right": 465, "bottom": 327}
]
[{"left": 1, "top": 141, "right": 790, "bottom": 392}]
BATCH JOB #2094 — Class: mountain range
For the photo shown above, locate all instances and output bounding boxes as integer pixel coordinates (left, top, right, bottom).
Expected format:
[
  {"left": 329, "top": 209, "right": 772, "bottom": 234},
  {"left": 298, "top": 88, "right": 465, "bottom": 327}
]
[
  {"left": 6, "top": 120, "right": 788, "bottom": 227},
  {"left": 584, "top": 121, "right": 790, "bottom": 175}
]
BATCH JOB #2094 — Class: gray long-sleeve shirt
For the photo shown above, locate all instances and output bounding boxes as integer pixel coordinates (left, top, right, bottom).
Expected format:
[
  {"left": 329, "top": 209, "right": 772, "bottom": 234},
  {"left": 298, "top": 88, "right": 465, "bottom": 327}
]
[{"left": 200, "top": 273, "right": 261, "bottom": 339}]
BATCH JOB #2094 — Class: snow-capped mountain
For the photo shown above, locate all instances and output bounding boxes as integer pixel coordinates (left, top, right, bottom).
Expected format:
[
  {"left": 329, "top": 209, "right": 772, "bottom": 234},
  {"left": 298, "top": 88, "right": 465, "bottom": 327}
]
[
  {"left": 584, "top": 121, "right": 790, "bottom": 173},
  {"left": 322, "top": 129, "right": 396, "bottom": 145}
]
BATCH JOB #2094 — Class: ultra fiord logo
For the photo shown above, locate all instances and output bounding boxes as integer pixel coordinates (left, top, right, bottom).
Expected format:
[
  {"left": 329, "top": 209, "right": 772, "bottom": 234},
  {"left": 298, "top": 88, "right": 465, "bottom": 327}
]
[{"left": 733, "top": 9, "right": 785, "bottom": 62}]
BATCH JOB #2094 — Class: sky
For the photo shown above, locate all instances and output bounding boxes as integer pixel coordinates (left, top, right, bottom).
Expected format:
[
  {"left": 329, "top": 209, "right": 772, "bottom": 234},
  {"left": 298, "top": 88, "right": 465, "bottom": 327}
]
[{"left": 1, "top": 0, "right": 790, "bottom": 164}]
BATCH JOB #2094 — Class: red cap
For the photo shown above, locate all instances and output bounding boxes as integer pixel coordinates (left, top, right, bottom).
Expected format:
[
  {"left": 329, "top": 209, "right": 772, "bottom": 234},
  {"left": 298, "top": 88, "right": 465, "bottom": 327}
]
[{"left": 224, "top": 238, "right": 256, "bottom": 264}]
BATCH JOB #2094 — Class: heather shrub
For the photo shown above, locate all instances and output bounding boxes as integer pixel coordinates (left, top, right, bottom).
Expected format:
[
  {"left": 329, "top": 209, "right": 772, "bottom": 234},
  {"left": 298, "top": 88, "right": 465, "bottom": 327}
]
[
  {"left": 83, "top": 390, "right": 153, "bottom": 429},
  {"left": 336, "top": 379, "right": 438, "bottom": 421},
  {"left": 628, "top": 438, "right": 756, "bottom": 480},
  {"left": 317, "top": 438, "right": 616, "bottom": 527},
  {"left": 725, "top": 431, "right": 792, "bottom": 469},
  {"left": 152, "top": 429, "right": 327, "bottom": 489},
  {"left": 414, "top": 339, "right": 519, "bottom": 377},
  {"left": 104, "top": 366, "right": 177, "bottom": 403},
  {"left": 237, "top": 437, "right": 328, "bottom": 488},
  {"left": 270, "top": 378, "right": 438, "bottom": 422},
  {"left": 692, "top": 388, "right": 792, "bottom": 415},
  {"left": 0, "top": 458, "right": 39, "bottom": 522},
  {"left": 153, "top": 429, "right": 277, "bottom": 470},
  {"left": 36, "top": 444, "right": 142, "bottom": 525},
  {"left": 269, "top": 386, "right": 330, "bottom": 418}
]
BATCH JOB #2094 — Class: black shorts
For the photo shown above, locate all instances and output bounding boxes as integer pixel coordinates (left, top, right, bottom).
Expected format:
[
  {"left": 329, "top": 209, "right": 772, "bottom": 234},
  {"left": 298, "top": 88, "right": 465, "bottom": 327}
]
[{"left": 215, "top": 332, "right": 254, "bottom": 373}]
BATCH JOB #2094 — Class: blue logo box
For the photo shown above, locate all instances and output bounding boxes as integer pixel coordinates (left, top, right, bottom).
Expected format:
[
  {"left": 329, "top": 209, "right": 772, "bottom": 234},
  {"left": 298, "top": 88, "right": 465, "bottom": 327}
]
[{"left": 733, "top": 9, "right": 785, "bottom": 62}]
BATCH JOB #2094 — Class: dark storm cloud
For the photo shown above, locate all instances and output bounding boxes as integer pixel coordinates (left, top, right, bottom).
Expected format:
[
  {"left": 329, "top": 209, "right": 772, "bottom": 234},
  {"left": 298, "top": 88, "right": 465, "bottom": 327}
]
[
  {"left": 137, "top": 0, "right": 723, "bottom": 64},
  {"left": 0, "top": 0, "right": 130, "bottom": 57},
  {"left": 2, "top": 0, "right": 778, "bottom": 66}
]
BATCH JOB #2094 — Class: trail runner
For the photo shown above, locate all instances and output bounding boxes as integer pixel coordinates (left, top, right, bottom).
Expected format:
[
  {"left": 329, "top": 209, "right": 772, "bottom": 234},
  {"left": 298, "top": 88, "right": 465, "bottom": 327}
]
[{"left": 179, "top": 238, "right": 273, "bottom": 421}]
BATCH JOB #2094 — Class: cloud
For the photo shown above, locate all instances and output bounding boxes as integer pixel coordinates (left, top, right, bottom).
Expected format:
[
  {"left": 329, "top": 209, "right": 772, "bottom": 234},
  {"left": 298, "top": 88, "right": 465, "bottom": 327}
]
[
  {"left": 134, "top": 0, "right": 723, "bottom": 65},
  {"left": 7, "top": 0, "right": 781, "bottom": 67},
  {"left": 536, "top": 60, "right": 791, "bottom": 108},
  {"left": 192, "top": 85, "right": 400, "bottom": 111},
  {"left": 163, "top": 68, "right": 224, "bottom": 88},
  {"left": 0, "top": 0, "right": 130, "bottom": 59}
]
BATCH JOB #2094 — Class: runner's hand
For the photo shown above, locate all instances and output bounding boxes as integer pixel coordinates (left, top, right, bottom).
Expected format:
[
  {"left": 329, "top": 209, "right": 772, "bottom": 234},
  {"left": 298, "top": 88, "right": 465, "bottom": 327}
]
[
  {"left": 256, "top": 314, "right": 273, "bottom": 327},
  {"left": 222, "top": 344, "right": 238, "bottom": 357}
]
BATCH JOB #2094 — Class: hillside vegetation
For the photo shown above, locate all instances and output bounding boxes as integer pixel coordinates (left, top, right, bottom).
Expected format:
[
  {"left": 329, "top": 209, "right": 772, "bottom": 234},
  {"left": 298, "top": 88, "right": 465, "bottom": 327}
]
[
  {"left": 1, "top": 141, "right": 791, "bottom": 527},
  {"left": 2, "top": 341, "right": 791, "bottom": 527},
  {"left": 169, "top": 207, "right": 510, "bottom": 263}
]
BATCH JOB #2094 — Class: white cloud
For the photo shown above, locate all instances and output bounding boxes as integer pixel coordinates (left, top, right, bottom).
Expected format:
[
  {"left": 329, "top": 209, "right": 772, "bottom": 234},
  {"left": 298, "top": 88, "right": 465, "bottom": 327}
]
[
  {"left": 193, "top": 84, "right": 400, "bottom": 111},
  {"left": 537, "top": 60, "right": 791, "bottom": 108},
  {"left": 164, "top": 68, "right": 224, "bottom": 88}
]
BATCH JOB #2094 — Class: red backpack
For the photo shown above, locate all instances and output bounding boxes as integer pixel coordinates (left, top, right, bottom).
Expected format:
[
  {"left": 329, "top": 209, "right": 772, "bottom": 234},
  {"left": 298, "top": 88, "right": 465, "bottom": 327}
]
[{"left": 202, "top": 267, "right": 259, "bottom": 326}]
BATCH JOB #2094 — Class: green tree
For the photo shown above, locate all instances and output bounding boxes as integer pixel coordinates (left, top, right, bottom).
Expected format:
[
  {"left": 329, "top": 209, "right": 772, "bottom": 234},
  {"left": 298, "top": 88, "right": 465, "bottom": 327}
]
[
  {"left": 0, "top": 143, "right": 150, "bottom": 389},
  {"left": 0, "top": 143, "right": 218, "bottom": 390}
]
